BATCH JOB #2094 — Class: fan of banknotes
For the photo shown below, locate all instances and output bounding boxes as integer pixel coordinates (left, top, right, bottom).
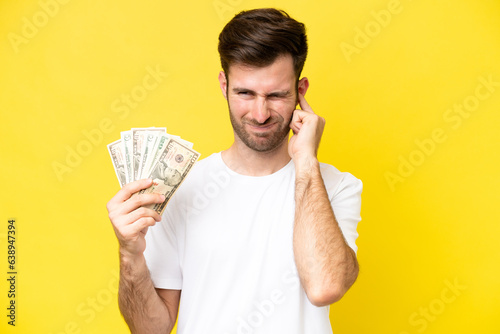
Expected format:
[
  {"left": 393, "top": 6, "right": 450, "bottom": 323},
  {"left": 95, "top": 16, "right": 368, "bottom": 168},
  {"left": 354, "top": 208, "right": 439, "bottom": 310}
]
[{"left": 107, "top": 127, "right": 200, "bottom": 214}]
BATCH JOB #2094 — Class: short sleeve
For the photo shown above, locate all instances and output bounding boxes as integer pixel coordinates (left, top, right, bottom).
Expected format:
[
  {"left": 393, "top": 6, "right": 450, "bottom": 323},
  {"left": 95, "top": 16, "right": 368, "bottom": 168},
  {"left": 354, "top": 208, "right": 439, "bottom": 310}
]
[
  {"left": 329, "top": 172, "right": 363, "bottom": 254},
  {"left": 144, "top": 202, "right": 183, "bottom": 290}
]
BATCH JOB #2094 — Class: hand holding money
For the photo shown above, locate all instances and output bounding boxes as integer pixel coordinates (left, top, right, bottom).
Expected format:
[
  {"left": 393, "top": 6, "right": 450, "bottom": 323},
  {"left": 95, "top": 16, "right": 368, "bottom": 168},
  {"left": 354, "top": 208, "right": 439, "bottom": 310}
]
[
  {"left": 106, "top": 179, "right": 164, "bottom": 257},
  {"left": 107, "top": 127, "right": 200, "bottom": 215}
]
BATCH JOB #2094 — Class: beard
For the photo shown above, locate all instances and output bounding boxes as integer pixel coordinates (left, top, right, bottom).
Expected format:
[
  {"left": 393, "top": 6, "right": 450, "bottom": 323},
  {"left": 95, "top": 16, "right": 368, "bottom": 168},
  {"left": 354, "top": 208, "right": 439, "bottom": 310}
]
[{"left": 228, "top": 103, "right": 292, "bottom": 152}]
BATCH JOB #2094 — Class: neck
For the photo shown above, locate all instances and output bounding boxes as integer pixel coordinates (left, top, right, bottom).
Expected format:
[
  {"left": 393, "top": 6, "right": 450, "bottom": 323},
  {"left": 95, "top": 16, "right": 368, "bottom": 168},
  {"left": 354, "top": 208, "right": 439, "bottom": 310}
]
[{"left": 221, "top": 136, "right": 291, "bottom": 176}]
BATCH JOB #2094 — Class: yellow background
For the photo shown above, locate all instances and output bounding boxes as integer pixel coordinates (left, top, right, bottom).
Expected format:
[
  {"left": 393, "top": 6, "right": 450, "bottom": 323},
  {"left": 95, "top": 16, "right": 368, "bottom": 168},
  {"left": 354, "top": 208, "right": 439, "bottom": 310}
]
[{"left": 1, "top": 0, "right": 499, "bottom": 333}]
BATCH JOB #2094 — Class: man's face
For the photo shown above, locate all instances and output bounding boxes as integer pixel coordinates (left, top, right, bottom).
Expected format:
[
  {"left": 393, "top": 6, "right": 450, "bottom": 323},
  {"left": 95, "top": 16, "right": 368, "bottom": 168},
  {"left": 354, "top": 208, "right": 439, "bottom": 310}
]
[
  {"left": 164, "top": 167, "right": 182, "bottom": 186},
  {"left": 219, "top": 55, "right": 303, "bottom": 152}
]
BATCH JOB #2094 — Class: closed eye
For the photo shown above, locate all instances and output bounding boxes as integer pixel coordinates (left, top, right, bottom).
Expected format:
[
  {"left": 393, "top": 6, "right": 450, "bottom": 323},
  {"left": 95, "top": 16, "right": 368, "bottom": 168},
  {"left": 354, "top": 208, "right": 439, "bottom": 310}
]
[
  {"left": 235, "top": 90, "right": 255, "bottom": 98},
  {"left": 267, "top": 90, "right": 291, "bottom": 99}
]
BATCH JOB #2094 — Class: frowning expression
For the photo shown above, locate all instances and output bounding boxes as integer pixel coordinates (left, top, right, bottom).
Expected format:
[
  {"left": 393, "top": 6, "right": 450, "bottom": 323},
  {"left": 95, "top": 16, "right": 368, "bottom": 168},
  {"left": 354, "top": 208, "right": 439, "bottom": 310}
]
[{"left": 219, "top": 55, "right": 301, "bottom": 152}]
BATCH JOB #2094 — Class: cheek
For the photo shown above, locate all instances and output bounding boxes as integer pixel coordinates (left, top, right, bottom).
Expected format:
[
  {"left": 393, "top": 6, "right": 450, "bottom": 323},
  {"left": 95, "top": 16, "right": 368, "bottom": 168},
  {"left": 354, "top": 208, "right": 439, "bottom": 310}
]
[
  {"left": 273, "top": 100, "right": 296, "bottom": 119},
  {"left": 228, "top": 97, "right": 250, "bottom": 114},
  {"left": 270, "top": 99, "right": 293, "bottom": 109}
]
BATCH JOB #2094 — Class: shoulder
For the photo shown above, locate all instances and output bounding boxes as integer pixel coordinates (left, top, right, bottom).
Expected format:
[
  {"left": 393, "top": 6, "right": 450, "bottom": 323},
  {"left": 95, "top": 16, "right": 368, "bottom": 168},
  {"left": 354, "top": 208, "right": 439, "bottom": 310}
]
[{"left": 319, "top": 162, "right": 363, "bottom": 199}]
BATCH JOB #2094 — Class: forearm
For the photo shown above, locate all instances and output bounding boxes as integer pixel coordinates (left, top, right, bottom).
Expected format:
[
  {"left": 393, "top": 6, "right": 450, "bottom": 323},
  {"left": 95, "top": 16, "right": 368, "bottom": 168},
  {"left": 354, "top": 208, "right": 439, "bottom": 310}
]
[
  {"left": 119, "top": 251, "right": 174, "bottom": 334},
  {"left": 293, "top": 158, "right": 358, "bottom": 306}
]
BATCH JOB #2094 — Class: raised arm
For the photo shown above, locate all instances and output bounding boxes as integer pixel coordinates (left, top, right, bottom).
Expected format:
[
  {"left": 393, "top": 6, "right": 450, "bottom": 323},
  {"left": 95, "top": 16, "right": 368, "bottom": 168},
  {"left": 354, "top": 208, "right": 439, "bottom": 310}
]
[
  {"left": 106, "top": 179, "right": 180, "bottom": 333},
  {"left": 289, "top": 94, "right": 359, "bottom": 307}
]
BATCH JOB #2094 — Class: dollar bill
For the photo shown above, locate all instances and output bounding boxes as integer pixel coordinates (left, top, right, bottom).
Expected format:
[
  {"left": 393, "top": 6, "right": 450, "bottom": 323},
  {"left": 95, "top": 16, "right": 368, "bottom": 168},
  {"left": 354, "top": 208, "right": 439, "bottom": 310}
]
[
  {"left": 108, "top": 126, "right": 199, "bottom": 215},
  {"left": 139, "top": 132, "right": 157, "bottom": 179},
  {"left": 141, "top": 133, "right": 170, "bottom": 179},
  {"left": 177, "top": 138, "right": 193, "bottom": 148},
  {"left": 121, "top": 130, "right": 133, "bottom": 183},
  {"left": 170, "top": 135, "right": 194, "bottom": 149},
  {"left": 138, "top": 139, "right": 200, "bottom": 214},
  {"left": 139, "top": 128, "right": 167, "bottom": 179},
  {"left": 132, "top": 128, "right": 148, "bottom": 182},
  {"left": 132, "top": 127, "right": 167, "bottom": 181},
  {"left": 107, "top": 139, "right": 127, "bottom": 187},
  {"left": 139, "top": 133, "right": 193, "bottom": 180}
]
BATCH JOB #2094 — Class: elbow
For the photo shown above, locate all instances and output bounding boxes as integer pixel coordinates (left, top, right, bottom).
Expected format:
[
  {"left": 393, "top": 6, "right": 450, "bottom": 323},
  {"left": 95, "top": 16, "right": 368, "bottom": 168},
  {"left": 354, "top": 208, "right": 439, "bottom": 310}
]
[
  {"left": 306, "top": 269, "right": 359, "bottom": 307},
  {"left": 306, "top": 284, "right": 346, "bottom": 307}
]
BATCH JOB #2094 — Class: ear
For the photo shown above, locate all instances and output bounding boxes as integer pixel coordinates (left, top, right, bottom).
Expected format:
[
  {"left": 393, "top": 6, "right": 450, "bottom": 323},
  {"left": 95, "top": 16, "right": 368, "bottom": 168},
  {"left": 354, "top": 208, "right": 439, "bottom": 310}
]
[
  {"left": 298, "top": 77, "right": 309, "bottom": 96},
  {"left": 218, "top": 71, "right": 228, "bottom": 100}
]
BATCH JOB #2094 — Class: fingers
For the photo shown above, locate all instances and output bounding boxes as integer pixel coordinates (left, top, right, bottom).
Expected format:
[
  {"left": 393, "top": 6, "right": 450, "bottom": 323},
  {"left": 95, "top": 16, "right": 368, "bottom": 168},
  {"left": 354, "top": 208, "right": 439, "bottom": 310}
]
[
  {"left": 107, "top": 178, "right": 154, "bottom": 210},
  {"left": 290, "top": 109, "right": 306, "bottom": 134},
  {"left": 131, "top": 216, "right": 157, "bottom": 232},
  {"left": 113, "top": 216, "right": 156, "bottom": 257},
  {"left": 290, "top": 94, "right": 314, "bottom": 134},
  {"left": 113, "top": 208, "right": 161, "bottom": 235},
  {"left": 120, "top": 192, "right": 165, "bottom": 216},
  {"left": 107, "top": 191, "right": 164, "bottom": 230},
  {"left": 289, "top": 108, "right": 325, "bottom": 149},
  {"left": 106, "top": 179, "right": 166, "bottom": 256},
  {"left": 124, "top": 201, "right": 163, "bottom": 223},
  {"left": 298, "top": 93, "right": 313, "bottom": 113},
  {"left": 105, "top": 174, "right": 173, "bottom": 258},
  {"left": 106, "top": 177, "right": 164, "bottom": 231}
]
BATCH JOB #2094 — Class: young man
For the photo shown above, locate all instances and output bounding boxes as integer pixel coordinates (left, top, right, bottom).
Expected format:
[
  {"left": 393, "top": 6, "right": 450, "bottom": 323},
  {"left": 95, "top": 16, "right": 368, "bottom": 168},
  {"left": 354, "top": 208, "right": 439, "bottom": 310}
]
[{"left": 106, "top": 8, "right": 362, "bottom": 333}]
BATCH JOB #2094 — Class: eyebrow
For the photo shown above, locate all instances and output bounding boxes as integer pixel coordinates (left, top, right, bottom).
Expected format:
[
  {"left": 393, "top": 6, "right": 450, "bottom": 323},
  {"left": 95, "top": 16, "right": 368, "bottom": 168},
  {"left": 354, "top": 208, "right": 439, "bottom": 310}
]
[{"left": 232, "top": 87, "right": 292, "bottom": 98}]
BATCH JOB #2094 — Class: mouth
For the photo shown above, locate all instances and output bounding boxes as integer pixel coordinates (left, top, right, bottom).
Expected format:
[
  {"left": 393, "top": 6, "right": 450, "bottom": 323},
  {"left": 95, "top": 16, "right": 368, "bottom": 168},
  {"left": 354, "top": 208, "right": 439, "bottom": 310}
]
[
  {"left": 248, "top": 122, "right": 276, "bottom": 129},
  {"left": 246, "top": 122, "right": 278, "bottom": 134}
]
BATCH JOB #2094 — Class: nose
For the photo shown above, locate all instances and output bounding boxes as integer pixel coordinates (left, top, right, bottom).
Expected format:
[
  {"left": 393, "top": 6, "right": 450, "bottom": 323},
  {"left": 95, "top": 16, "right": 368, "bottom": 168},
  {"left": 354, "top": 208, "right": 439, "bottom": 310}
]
[{"left": 251, "top": 97, "right": 270, "bottom": 124}]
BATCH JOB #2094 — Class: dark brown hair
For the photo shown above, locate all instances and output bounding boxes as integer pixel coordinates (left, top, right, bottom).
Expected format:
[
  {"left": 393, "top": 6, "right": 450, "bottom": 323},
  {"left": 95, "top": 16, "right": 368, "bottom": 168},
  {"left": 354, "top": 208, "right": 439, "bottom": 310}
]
[{"left": 218, "top": 8, "right": 308, "bottom": 80}]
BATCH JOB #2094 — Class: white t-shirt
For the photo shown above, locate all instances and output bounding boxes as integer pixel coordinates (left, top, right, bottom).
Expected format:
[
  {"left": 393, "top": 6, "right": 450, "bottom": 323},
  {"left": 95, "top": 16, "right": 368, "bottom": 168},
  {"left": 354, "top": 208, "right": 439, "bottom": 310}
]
[{"left": 144, "top": 152, "right": 362, "bottom": 334}]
